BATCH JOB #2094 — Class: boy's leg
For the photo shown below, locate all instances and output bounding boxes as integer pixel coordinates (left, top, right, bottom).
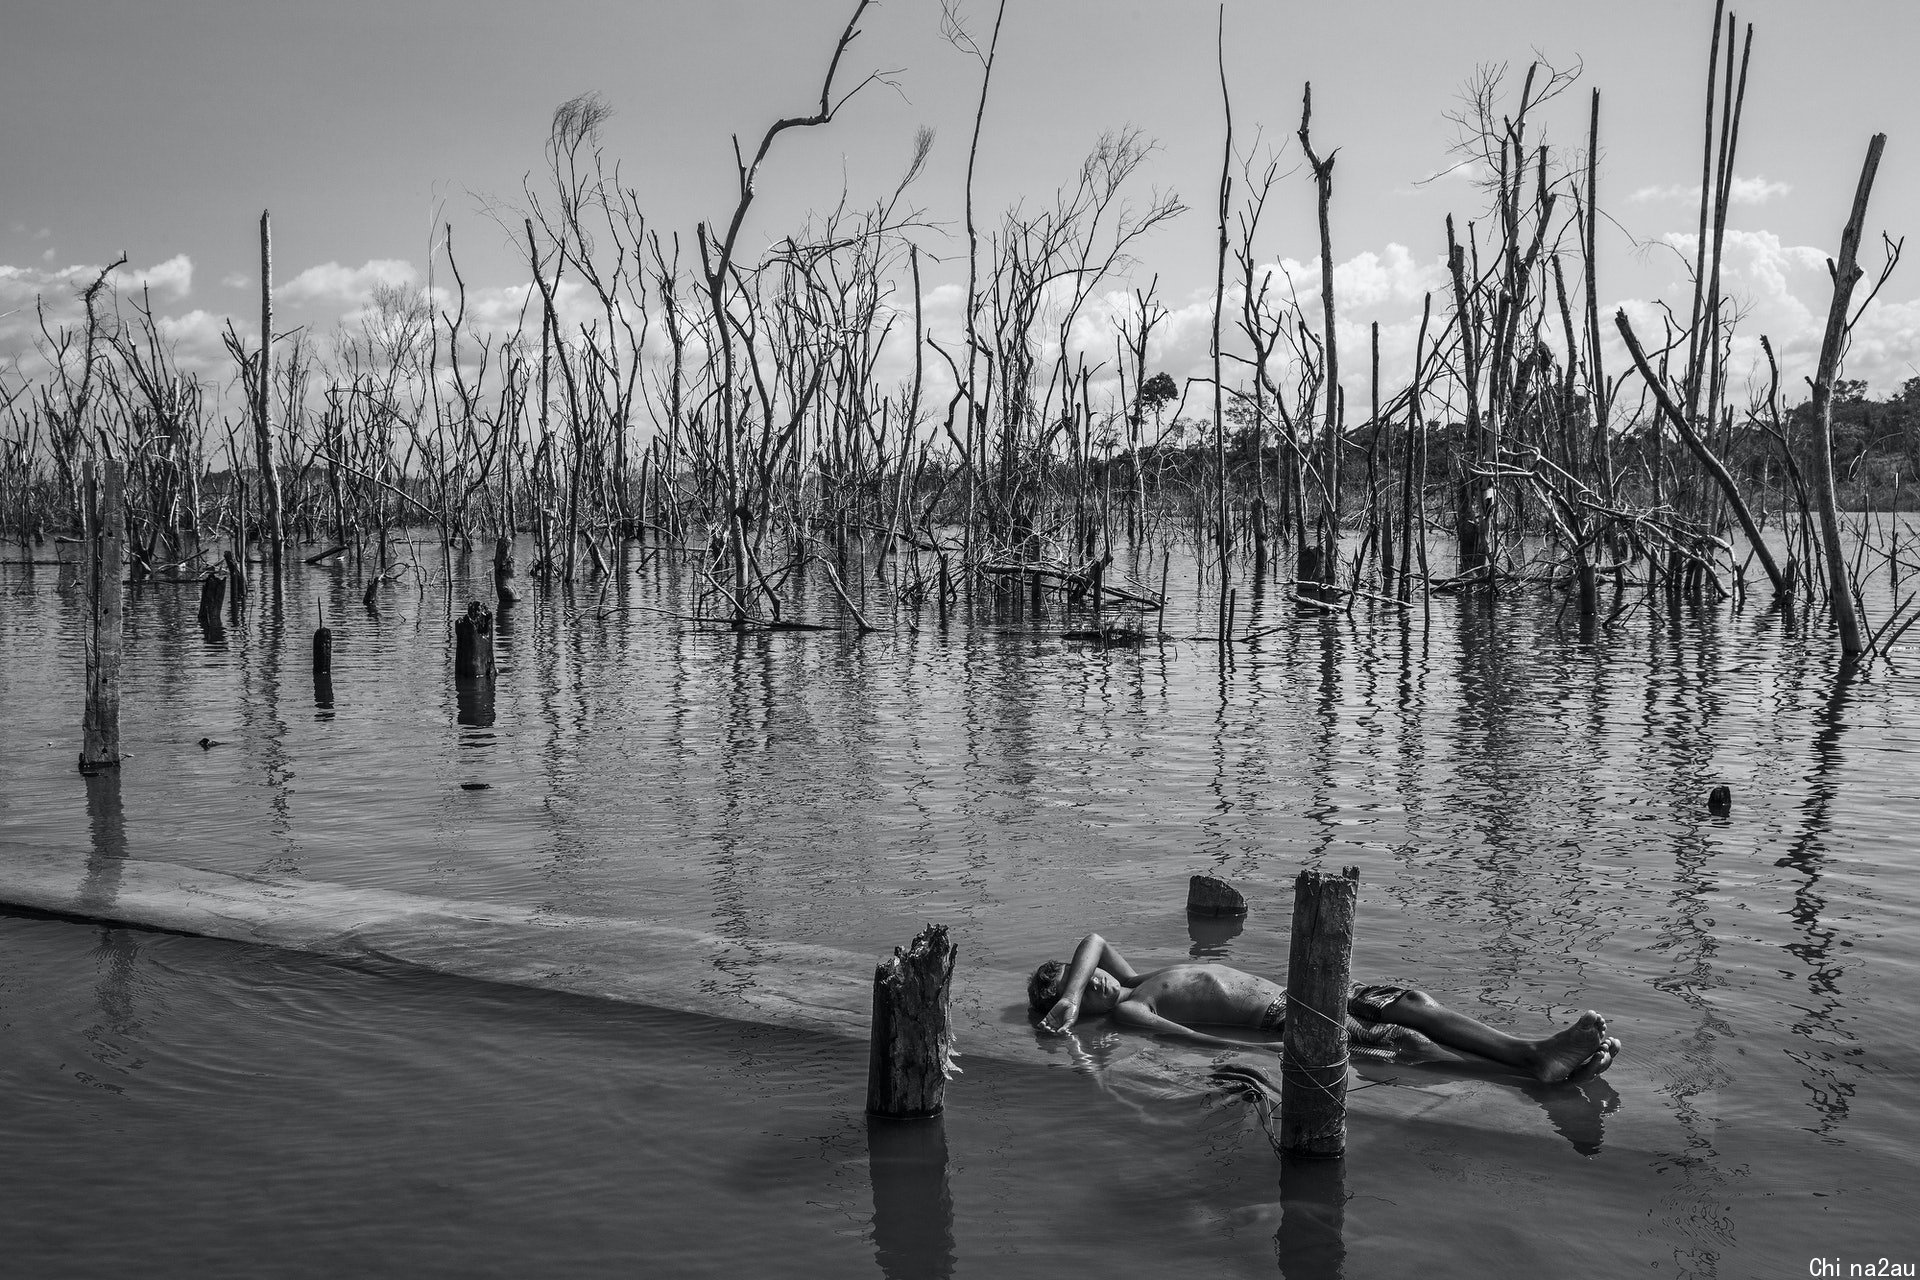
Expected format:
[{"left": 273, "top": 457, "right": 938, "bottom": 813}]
[{"left": 1366, "top": 989, "right": 1619, "bottom": 1083}]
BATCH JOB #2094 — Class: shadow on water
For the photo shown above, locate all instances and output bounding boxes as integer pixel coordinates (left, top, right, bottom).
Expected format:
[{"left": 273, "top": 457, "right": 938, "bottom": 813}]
[{"left": 865, "top": 1115, "right": 955, "bottom": 1280}]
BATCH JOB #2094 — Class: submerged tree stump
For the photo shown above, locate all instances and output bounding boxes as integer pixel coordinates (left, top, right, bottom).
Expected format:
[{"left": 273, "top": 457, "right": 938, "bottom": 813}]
[
  {"left": 313, "top": 604, "right": 332, "bottom": 678},
  {"left": 79, "top": 460, "right": 126, "bottom": 774},
  {"left": 197, "top": 572, "right": 227, "bottom": 628},
  {"left": 1280, "top": 866, "right": 1358, "bottom": 1158},
  {"left": 454, "top": 601, "right": 496, "bottom": 682},
  {"left": 493, "top": 536, "right": 518, "bottom": 610},
  {"left": 1187, "top": 874, "right": 1248, "bottom": 919},
  {"left": 866, "top": 924, "right": 958, "bottom": 1119}
]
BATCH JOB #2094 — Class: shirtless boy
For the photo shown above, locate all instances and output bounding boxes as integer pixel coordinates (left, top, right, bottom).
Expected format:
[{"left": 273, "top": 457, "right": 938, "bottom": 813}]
[{"left": 1031, "top": 932, "right": 1621, "bottom": 1083}]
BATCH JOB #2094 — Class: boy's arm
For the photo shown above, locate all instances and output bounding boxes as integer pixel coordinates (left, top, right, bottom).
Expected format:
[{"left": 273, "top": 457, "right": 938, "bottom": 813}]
[
  {"left": 1111, "top": 1001, "right": 1282, "bottom": 1053},
  {"left": 1039, "top": 933, "right": 1143, "bottom": 1033}
]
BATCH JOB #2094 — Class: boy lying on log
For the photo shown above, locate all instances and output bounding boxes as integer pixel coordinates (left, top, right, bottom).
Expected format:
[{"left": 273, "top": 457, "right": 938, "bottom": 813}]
[{"left": 1030, "top": 932, "right": 1620, "bottom": 1083}]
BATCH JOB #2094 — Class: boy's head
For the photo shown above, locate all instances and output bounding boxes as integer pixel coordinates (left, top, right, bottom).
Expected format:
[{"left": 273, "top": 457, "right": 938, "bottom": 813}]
[
  {"left": 1028, "top": 961, "right": 1067, "bottom": 1014},
  {"left": 1028, "top": 962, "right": 1122, "bottom": 1016}
]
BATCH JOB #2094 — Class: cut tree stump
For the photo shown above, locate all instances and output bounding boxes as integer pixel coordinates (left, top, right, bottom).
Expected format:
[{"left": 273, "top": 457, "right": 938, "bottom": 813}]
[{"left": 1187, "top": 874, "right": 1248, "bottom": 918}]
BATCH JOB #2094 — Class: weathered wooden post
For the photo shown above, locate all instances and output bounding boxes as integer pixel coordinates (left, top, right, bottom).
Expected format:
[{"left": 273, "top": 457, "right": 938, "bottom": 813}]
[
  {"left": 493, "top": 535, "right": 518, "bottom": 610},
  {"left": 79, "top": 459, "right": 126, "bottom": 774},
  {"left": 454, "top": 601, "right": 495, "bottom": 682},
  {"left": 197, "top": 571, "right": 227, "bottom": 629},
  {"left": 1280, "top": 866, "right": 1358, "bottom": 1157},
  {"left": 866, "top": 924, "right": 957, "bottom": 1119}
]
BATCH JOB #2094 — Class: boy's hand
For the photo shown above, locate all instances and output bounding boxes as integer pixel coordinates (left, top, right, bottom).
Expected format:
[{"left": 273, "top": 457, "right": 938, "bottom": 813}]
[{"left": 1041, "top": 995, "right": 1080, "bottom": 1033}]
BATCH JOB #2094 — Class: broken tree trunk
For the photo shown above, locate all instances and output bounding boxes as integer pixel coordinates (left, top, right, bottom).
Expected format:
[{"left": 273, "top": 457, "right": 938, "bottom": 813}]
[
  {"left": 1280, "top": 866, "right": 1358, "bottom": 1157},
  {"left": 197, "top": 572, "right": 227, "bottom": 628},
  {"left": 866, "top": 924, "right": 958, "bottom": 1118},
  {"left": 79, "top": 459, "right": 126, "bottom": 773},
  {"left": 454, "top": 601, "right": 496, "bottom": 682},
  {"left": 1807, "top": 133, "right": 1888, "bottom": 658}
]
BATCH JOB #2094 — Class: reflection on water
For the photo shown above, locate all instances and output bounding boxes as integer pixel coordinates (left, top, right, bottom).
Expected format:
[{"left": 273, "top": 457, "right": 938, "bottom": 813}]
[
  {"left": 1275, "top": 1154, "right": 1346, "bottom": 1280},
  {"left": 2, "top": 527, "right": 1918, "bottom": 1275},
  {"left": 866, "top": 1116, "right": 955, "bottom": 1280}
]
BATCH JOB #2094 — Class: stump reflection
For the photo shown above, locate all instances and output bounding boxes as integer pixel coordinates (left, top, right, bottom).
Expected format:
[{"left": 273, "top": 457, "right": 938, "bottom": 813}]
[{"left": 866, "top": 1114, "right": 954, "bottom": 1280}]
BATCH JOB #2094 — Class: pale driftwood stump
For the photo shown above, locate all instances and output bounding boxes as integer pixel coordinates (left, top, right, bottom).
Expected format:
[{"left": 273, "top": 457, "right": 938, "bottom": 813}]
[
  {"left": 866, "top": 924, "right": 957, "bottom": 1118},
  {"left": 79, "top": 460, "right": 125, "bottom": 774},
  {"left": 454, "top": 601, "right": 496, "bottom": 682},
  {"left": 1280, "top": 866, "right": 1358, "bottom": 1158},
  {"left": 1187, "top": 874, "right": 1248, "bottom": 919}
]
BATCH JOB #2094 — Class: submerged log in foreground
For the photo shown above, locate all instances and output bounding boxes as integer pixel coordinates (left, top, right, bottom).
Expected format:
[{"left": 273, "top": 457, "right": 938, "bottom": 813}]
[
  {"left": 1281, "top": 866, "right": 1358, "bottom": 1158},
  {"left": 868, "top": 924, "right": 958, "bottom": 1118}
]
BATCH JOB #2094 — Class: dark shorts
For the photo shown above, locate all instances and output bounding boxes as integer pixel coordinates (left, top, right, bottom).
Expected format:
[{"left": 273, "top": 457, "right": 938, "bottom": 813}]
[{"left": 1257, "top": 982, "right": 1415, "bottom": 1033}]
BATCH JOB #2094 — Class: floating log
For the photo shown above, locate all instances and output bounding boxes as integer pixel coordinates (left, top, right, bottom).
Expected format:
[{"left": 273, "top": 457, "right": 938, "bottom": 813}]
[
  {"left": 454, "top": 601, "right": 496, "bottom": 682},
  {"left": 1186, "top": 874, "right": 1248, "bottom": 918},
  {"left": 303, "top": 544, "right": 348, "bottom": 566},
  {"left": 79, "top": 460, "right": 126, "bottom": 774},
  {"left": 866, "top": 924, "right": 957, "bottom": 1119},
  {"left": 1280, "top": 866, "right": 1358, "bottom": 1158}
]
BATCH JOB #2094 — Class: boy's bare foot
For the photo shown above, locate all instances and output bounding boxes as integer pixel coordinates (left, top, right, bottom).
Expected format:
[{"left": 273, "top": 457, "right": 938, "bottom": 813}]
[{"left": 1527, "top": 1011, "right": 1620, "bottom": 1083}]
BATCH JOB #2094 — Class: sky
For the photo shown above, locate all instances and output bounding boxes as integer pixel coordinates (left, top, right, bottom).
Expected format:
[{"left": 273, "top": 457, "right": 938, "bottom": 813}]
[{"left": 3, "top": 0, "right": 1917, "bottom": 423}]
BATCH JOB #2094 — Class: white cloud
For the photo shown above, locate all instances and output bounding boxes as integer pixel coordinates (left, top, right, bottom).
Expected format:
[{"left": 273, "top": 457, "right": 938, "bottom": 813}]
[
  {"left": 110, "top": 253, "right": 193, "bottom": 299},
  {"left": 277, "top": 258, "right": 419, "bottom": 306},
  {"left": 1628, "top": 175, "right": 1792, "bottom": 206},
  {"left": 221, "top": 272, "right": 249, "bottom": 290}
]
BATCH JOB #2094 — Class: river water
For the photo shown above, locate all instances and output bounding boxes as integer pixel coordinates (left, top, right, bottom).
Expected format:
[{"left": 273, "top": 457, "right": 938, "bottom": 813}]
[{"left": 1, "top": 531, "right": 1916, "bottom": 1278}]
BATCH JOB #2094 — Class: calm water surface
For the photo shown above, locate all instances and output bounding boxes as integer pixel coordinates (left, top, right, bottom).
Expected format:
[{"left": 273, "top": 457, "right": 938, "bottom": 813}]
[{"left": 2, "top": 531, "right": 1917, "bottom": 1277}]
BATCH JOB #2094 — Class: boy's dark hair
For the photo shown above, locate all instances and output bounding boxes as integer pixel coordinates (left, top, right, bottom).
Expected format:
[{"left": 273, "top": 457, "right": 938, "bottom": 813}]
[{"left": 1028, "top": 960, "right": 1067, "bottom": 1013}]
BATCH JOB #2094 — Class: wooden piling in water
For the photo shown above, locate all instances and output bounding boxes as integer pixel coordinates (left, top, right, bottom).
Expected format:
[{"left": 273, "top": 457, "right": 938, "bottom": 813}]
[
  {"left": 866, "top": 924, "right": 957, "bottom": 1119},
  {"left": 454, "top": 601, "right": 496, "bottom": 682},
  {"left": 79, "top": 459, "right": 126, "bottom": 774},
  {"left": 1280, "top": 866, "right": 1358, "bottom": 1158}
]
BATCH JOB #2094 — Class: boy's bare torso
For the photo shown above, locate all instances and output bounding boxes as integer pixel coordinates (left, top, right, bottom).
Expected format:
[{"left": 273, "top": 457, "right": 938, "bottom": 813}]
[{"left": 1128, "top": 963, "right": 1285, "bottom": 1027}]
